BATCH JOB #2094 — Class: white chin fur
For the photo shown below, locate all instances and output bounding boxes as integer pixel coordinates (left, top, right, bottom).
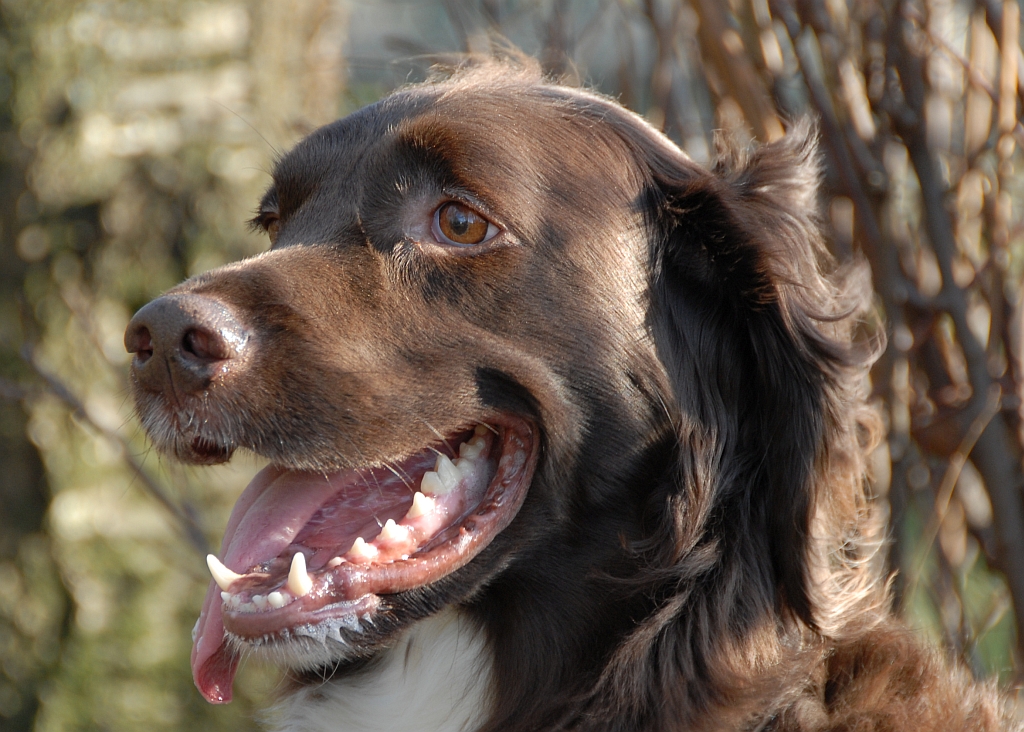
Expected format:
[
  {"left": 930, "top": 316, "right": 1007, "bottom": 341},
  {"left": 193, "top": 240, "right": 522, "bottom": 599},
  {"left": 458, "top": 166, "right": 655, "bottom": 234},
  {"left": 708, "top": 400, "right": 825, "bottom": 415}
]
[{"left": 264, "top": 610, "right": 492, "bottom": 732}]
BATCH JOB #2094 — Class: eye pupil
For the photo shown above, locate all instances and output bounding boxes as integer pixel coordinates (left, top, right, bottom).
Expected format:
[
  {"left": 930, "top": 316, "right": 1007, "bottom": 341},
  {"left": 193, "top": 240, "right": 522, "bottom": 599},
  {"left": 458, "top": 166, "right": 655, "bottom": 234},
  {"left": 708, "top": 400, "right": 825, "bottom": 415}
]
[
  {"left": 437, "top": 202, "right": 490, "bottom": 245},
  {"left": 449, "top": 209, "right": 470, "bottom": 235}
]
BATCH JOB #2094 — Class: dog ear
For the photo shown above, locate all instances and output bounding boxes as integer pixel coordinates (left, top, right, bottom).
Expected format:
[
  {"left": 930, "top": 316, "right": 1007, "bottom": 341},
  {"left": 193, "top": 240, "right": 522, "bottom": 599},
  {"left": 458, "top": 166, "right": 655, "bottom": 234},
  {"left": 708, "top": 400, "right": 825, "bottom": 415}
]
[{"left": 640, "top": 122, "right": 875, "bottom": 628}]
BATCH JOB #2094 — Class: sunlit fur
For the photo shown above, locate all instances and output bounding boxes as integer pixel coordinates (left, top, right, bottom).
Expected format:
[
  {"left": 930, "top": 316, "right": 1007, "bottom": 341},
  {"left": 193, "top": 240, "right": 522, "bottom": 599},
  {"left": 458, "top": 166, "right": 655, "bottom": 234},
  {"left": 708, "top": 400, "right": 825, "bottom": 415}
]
[{"left": 130, "top": 59, "right": 1018, "bottom": 731}]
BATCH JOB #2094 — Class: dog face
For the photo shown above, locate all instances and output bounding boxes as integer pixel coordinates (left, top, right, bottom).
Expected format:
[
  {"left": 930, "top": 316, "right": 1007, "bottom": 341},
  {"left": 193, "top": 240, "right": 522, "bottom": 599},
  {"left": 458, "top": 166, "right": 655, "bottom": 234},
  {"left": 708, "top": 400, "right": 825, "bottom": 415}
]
[{"left": 126, "top": 63, "right": 876, "bottom": 726}]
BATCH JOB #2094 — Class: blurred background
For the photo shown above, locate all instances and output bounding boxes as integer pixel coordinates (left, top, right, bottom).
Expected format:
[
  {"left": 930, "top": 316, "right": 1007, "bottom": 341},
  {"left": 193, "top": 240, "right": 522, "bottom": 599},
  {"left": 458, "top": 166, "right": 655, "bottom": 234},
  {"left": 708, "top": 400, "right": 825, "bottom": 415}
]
[{"left": 0, "top": 0, "right": 1023, "bottom": 728}]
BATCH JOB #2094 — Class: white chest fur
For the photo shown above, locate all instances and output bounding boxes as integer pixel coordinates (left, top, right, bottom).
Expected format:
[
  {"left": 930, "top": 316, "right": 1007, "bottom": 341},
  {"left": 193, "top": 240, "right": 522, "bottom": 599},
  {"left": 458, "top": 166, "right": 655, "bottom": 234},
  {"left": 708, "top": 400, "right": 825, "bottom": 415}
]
[{"left": 268, "top": 610, "right": 493, "bottom": 732}]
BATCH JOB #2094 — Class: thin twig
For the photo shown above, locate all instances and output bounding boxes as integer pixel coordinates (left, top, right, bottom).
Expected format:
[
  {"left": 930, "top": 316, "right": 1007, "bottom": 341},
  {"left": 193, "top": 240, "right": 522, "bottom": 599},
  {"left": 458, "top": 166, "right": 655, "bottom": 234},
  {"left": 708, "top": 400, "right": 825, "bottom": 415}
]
[
  {"left": 905, "top": 385, "right": 1002, "bottom": 601},
  {"left": 901, "top": 5, "right": 1024, "bottom": 149},
  {"left": 771, "top": 1, "right": 890, "bottom": 265},
  {"left": 889, "top": 7, "right": 1024, "bottom": 653},
  {"left": 689, "top": 0, "right": 784, "bottom": 141},
  {"left": 19, "top": 346, "right": 210, "bottom": 556}
]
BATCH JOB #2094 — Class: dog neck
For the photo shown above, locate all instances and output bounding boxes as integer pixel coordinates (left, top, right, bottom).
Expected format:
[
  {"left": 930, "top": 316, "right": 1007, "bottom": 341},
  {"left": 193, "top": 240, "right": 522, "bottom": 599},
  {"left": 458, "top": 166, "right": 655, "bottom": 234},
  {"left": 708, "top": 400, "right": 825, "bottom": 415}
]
[{"left": 267, "top": 610, "right": 493, "bottom": 732}]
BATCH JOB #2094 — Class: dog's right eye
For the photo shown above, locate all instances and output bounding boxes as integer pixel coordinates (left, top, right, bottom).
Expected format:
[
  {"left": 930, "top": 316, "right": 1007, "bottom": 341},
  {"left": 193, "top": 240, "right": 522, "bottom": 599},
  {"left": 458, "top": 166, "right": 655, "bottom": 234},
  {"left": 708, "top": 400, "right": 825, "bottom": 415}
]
[{"left": 432, "top": 202, "right": 499, "bottom": 247}]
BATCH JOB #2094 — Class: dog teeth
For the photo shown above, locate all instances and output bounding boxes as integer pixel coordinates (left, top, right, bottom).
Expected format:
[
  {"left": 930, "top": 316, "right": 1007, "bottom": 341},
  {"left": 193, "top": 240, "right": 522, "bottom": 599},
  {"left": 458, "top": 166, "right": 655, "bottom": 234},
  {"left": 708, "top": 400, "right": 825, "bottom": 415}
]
[
  {"left": 348, "top": 537, "right": 378, "bottom": 561},
  {"left": 435, "top": 453, "right": 462, "bottom": 487},
  {"left": 207, "top": 554, "right": 244, "bottom": 591},
  {"left": 220, "top": 588, "right": 294, "bottom": 613},
  {"left": 406, "top": 491, "right": 435, "bottom": 518},
  {"left": 459, "top": 435, "right": 486, "bottom": 460},
  {"left": 215, "top": 426, "right": 492, "bottom": 598},
  {"left": 287, "top": 552, "right": 313, "bottom": 597},
  {"left": 378, "top": 519, "right": 409, "bottom": 542},
  {"left": 420, "top": 471, "right": 447, "bottom": 495}
]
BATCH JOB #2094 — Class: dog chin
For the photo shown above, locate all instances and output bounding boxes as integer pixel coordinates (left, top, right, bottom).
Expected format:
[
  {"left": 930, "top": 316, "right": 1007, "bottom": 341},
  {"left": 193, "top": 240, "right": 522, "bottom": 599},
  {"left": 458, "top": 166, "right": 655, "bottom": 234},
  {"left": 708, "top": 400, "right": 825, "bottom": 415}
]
[
  {"left": 264, "top": 610, "right": 493, "bottom": 732},
  {"left": 227, "top": 623, "right": 372, "bottom": 673}
]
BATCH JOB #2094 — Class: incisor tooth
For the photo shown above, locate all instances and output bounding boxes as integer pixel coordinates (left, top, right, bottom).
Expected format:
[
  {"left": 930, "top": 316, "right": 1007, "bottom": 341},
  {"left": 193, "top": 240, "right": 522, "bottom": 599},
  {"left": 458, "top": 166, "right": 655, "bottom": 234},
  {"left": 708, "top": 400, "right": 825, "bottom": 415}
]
[
  {"left": 327, "top": 557, "right": 343, "bottom": 568},
  {"left": 207, "top": 554, "right": 244, "bottom": 591},
  {"left": 406, "top": 492, "right": 434, "bottom": 518},
  {"left": 268, "top": 591, "right": 286, "bottom": 608},
  {"left": 349, "top": 537, "right": 378, "bottom": 560},
  {"left": 474, "top": 424, "right": 489, "bottom": 436},
  {"left": 287, "top": 552, "right": 313, "bottom": 597}
]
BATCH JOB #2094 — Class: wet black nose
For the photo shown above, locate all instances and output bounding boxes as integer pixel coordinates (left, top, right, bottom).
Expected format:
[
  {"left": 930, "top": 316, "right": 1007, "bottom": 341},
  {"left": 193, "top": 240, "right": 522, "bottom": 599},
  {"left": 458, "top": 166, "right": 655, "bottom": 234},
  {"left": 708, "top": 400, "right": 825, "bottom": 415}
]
[{"left": 125, "top": 294, "right": 250, "bottom": 395}]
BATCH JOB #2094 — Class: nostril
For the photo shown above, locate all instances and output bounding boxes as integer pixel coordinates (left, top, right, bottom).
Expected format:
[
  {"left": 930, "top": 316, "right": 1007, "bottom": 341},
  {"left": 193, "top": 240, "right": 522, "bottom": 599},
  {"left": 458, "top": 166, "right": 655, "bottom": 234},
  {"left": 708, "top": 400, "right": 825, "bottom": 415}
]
[
  {"left": 126, "top": 325, "right": 155, "bottom": 363},
  {"left": 182, "top": 327, "right": 232, "bottom": 362}
]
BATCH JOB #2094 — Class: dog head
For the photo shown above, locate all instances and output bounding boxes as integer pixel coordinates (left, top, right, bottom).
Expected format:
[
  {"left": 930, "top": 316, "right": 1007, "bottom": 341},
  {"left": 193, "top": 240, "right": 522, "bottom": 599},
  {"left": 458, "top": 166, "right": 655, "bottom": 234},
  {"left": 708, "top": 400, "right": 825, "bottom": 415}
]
[{"left": 126, "top": 61, "right": 878, "bottom": 721}]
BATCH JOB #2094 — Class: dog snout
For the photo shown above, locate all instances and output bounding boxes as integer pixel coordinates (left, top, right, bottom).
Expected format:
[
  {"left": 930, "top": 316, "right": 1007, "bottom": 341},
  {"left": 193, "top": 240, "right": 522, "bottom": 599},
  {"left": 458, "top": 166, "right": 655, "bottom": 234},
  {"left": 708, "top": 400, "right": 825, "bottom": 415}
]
[{"left": 125, "top": 293, "right": 250, "bottom": 395}]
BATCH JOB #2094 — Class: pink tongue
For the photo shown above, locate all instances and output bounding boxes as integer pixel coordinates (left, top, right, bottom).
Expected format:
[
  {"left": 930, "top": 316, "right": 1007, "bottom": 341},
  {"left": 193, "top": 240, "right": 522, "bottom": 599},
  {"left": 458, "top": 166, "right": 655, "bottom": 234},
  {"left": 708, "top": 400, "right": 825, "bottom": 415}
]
[{"left": 191, "top": 465, "right": 357, "bottom": 703}]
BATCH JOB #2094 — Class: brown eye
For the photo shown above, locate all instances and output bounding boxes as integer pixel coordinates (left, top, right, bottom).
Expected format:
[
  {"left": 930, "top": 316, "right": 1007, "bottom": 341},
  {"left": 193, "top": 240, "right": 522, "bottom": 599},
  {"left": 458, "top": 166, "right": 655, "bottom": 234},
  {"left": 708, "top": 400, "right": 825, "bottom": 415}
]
[
  {"left": 265, "top": 217, "right": 281, "bottom": 244},
  {"left": 432, "top": 202, "right": 499, "bottom": 247},
  {"left": 252, "top": 211, "right": 280, "bottom": 244}
]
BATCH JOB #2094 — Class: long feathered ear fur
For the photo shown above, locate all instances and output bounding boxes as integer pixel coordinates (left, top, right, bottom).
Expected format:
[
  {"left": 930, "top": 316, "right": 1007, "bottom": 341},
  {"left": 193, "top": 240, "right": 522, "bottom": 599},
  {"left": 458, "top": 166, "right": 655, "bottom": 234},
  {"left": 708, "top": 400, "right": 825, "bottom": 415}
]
[
  {"left": 649, "top": 121, "right": 882, "bottom": 625},
  {"left": 588, "top": 119, "right": 886, "bottom": 728}
]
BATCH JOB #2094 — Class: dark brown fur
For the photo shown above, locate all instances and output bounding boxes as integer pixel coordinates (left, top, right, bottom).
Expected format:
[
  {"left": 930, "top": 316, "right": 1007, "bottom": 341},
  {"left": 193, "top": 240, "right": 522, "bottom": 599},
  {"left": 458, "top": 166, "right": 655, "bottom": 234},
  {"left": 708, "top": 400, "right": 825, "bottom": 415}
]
[{"left": 128, "top": 61, "right": 1018, "bottom": 731}]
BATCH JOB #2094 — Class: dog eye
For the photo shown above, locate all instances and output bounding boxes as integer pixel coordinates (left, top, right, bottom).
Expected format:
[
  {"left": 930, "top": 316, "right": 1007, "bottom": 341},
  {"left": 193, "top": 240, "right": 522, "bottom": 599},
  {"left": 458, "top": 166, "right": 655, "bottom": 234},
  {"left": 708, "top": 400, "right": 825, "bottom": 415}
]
[
  {"left": 432, "top": 202, "right": 499, "bottom": 247},
  {"left": 265, "top": 218, "right": 281, "bottom": 244},
  {"left": 251, "top": 211, "right": 281, "bottom": 244}
]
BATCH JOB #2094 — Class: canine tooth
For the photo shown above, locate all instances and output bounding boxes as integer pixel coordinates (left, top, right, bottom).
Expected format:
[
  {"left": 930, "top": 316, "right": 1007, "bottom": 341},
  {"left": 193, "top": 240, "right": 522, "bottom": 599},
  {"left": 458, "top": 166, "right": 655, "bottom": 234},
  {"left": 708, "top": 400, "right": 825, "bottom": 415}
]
[
  {"left": 268, "top": 591, "right": 287, "bottom": 609},
  {"left": 287, "top": 552, "right": 313, "bottom": 597},
  {"left": 406, "top": 492, "right": 434, "bottom": 518},
  {"left": 459, "top": 436, "right": 486, "bottom": 460},
  {"left": 207, "top": 554, "right": 244, "bottom": 591},
  {"left": 435, "top": 454, "right": 461, "bottom": 489},
  {"left": 378, "top": 519, "right": 409, "bottom": 542},
  {"left": 327, "top": 557, "right": 344, "bottom": 568},
  {"left": 421, "top": 470, "right": 451, "bottom": 495},
  {"left": 348, "top": 537, "right": 378, "bottom": 560}
]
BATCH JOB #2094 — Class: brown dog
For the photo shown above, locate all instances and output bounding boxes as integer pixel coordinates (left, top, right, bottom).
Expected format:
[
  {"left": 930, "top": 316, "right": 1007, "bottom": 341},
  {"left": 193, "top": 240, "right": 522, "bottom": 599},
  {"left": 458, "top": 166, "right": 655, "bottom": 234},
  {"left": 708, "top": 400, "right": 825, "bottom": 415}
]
[{"left": 125, "top": 62, "right": 1016, "bottom": 731}]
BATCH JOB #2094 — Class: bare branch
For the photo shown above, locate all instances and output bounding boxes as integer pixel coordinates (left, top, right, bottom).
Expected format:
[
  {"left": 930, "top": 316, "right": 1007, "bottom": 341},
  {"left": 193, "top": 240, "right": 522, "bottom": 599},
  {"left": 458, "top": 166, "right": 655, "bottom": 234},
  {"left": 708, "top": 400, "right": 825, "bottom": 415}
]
[
  {"left": 901, "top": 5, "right": 1024, "bottom": 148},
  {"left": 19, "top": 346, "right": 210, "bottom": 557},
  {"left": 888, "top": 9, "right": 1024, "bottom": 653},
  {"left": 687, "top": 0, "right": 784, "bottom": 141},
  {"left": 906, "top": 385, "right": 1002, "bottom": 600}
]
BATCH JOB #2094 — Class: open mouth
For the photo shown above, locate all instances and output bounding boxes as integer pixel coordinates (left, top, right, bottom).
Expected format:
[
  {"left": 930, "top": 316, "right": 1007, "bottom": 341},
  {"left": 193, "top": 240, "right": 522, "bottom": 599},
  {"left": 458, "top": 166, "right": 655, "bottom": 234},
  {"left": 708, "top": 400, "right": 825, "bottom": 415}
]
[{"left": 191, "top": 416, "right": 538, "bottom": 703}]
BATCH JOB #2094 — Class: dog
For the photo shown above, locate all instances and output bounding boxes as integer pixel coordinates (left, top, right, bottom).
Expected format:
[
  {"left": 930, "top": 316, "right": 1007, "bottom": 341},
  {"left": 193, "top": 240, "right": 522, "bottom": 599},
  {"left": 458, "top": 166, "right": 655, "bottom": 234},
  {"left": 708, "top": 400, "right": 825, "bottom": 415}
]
[{"left": 124, "top": 61, "right": 1017, "bottom": 731}]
